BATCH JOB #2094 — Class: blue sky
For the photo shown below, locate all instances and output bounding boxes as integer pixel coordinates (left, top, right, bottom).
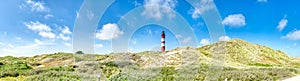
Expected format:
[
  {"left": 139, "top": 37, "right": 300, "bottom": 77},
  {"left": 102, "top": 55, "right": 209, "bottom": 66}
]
[{"left": 0, "top": 0, "right": 299, "bottom": 57}]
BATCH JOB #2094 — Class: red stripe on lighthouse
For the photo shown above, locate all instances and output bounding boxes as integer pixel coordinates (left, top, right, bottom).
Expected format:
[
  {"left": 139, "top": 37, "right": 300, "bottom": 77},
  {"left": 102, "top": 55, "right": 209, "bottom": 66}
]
[{"left": 161, "top": 31, "right": 165, "bottom": 52}]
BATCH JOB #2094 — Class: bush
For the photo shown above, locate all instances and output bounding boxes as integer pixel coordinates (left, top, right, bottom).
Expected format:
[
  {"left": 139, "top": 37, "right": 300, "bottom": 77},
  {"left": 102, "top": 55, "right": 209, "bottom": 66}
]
[
  {"left": 0, "top": 63, "right": 33, "bottom": 78},
  {"left": 157, "top": 67, "right": 176, "bottom": 81},
  {"left": 74, "top": 54, "right": 97, "bottom": 62},
  {"left": 75, "top": 51, "right": 84, "bottom": 54},
  {"left": 218, "top": 67, "right": 300, "bottom": 80},
  {"left": 101, "top": 61, "right": 118, "bottom": 67},
  {"left": 0, "top": 62, "right": 4, "bottom": 65},
  {"left": 1, "top": 71, "right": 19, "bottom": 77},
  {"left": 249, "top": 63, "right": 274, "bottom": 67},
  {"left": 0, "top": 75, "right": 26, "bottom": 81},
  {"left": 160, "top": 67, "right": 176, "bottom": 76},
  {"left": 99, "top": 61, "right": 120, "bottom": 78},
  {"left": 200, "top": 50, "right": 211, "bottom": 57},
  {"left": 24, "top": 71, "right": 81, "bottom": 81},
  {"left": 48, "top": 66, "right": 75, "bottom": 72}
]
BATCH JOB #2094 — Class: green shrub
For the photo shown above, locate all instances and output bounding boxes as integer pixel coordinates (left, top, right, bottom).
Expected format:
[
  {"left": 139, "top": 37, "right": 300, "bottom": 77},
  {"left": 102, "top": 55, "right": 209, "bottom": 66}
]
[
  {"left": 200, "top": 50, "right": 211, "bottom": 57},
  {"left": 1, "top": 71, "right": 19, "bottom": 77},
  {"left": 74, "top": 55, "right": 97, "bottom": 62},
  {"left": 96, "top": 55, "right": 109, "bottom": 61},
  {"left": 218, "top": 67, "right": 300, "bottom": 80},
  {"left": 160, "top": 67, "right": 176, "bottom": 76},
  {"left": 75, "top": 51, "right": 84, "bottom": 54},
  {"left": 0, "top": 63, "right": 33, "bottom": 78},
  {"left": 0, "top": 56, "right": 24, "bottom": 64},
  {"left": 101, "top": 61, "right": 118, "bottom": 67},
  {"left": 99, "top": 61, "right": 120, "bottom": 78},
  {"left": 48, "top": 66, "right": 75, "bottom": 72},
  {"left": 24, "top": 71, "right": 81, "bottom": 81},
  {"left": 157, "top": 67, "right": 176, "bottom": 81},
  {"left": 249, "top": 63, "right": 274, "bottom": 67},
  {"left": 45, "top": 53, "right": 73, "bottom": 58}
]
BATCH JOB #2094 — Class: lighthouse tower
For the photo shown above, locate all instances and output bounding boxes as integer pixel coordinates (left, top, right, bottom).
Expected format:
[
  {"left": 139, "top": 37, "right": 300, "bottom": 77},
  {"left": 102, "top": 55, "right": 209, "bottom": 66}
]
[{"left": 161, "top": 31, "right": 165, "bottom": 52}]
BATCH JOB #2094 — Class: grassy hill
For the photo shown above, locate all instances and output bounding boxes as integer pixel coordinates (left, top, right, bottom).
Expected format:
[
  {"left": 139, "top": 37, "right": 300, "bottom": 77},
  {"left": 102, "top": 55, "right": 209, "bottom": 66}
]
[
  {"left": 198, "top": 39, "right": 300, "bottom": 67},
  {"left": 0, "top": 39, "right": 300, "bottom": 81}
]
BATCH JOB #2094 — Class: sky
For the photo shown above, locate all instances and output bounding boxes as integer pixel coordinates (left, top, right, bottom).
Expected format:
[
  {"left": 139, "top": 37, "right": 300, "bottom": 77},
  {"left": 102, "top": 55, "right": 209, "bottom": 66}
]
[{"left": 0, "top": 0, "right": 299, "bottom": 57}]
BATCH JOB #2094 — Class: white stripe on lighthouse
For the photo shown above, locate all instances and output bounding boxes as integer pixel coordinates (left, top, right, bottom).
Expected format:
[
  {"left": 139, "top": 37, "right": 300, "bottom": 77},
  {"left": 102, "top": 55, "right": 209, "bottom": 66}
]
[
  {"left": 161, "top": 43, "right": 165, "bottom": 46},
  {"left": 161, "top": 38, "right": 165, "bottom": 41}
]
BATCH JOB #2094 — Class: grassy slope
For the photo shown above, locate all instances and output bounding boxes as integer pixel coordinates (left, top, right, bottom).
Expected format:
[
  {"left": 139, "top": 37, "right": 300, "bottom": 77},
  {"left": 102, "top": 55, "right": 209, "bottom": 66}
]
[
  {"left": 198, "top": 39, "right": 300, "bottom": 67},
  {"left": 0, "top": 39, "right": 300, "bottom": 81}
]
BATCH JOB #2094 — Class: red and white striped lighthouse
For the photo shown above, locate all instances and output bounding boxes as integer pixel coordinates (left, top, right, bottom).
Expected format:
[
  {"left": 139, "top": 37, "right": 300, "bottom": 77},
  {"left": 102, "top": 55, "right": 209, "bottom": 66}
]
[{"left": 161, "top": 31, "right": 165, "bottom": 52}]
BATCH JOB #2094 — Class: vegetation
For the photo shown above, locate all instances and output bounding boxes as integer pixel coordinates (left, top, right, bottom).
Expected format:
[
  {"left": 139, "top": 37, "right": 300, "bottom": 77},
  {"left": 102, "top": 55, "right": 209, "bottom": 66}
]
[
  {"left": 1, "top": 39, "right": 300, "bottom": 81},
  {"left": 75, "top": 51, "right": 84, "bottom": 54},
  {"left": 0, "top": 58, "right": 32, "bottom": 78},
  {"left": 158, "top": 67, "right": 176, "bottom": 81},
  {"left": 24, "top": 71, "right": 80, "bottom": 81}
]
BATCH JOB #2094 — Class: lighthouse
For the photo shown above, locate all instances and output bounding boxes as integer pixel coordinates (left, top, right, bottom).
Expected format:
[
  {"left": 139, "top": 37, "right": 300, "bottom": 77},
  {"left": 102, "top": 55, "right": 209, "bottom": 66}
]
[{"left": 161, "top": 31, "right": 165, "bottom": 52}]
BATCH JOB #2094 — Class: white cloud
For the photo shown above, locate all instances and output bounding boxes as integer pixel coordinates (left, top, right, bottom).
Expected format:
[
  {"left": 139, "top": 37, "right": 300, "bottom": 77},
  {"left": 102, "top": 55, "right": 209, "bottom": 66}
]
[
  {"left": 24, "top": 21, "right": 56, "bottom": 39},
  {"left": 96, "top": 23, "right": 124, "bottom": 40},
  {"left": 1, "top": 45, "right": 37, "bottom": 57},
  {"left": 61, "top": 26, "right": 72, "bottom": 34},
  {"left": 25, "top": 21, "right": 51, "bottom": 32},
  {"left": 34, "top": 39, "right": 43, "bottom": 45},
  {"left": 277, "top": 18, "right": 288, "bottom": 31},
  {"left": 200, "top": 38, "right": 210, "bottom": 45},
  {"left": 134, "top": 0, "right": 142, "bottom": 6},
  {"left": 58, "top": 34, "right": 70, "bottom": 41},
  {"left": 222, "top": 14, "right": 246, "bottom": 27},
  {"left": 219, "top": 36, "right": 231, "bottom": 41},
  {"left": 183, "top": 36, "right": 192, "bottom": 44},
  {"left": 58, "top": 26, "right": 72, "bottom": 41},
  {"left": 282, "top": 30, "right": 300, "bottom": 40},
  {"left": 38, "top": 32, "right": 56, "bottom": 39},
  {"left": 191, "top": 0, "right": 215, "bottom": 19},
  {"left": 95, "top": 44, "right": 103, "bottom": 48},
  {"left": 0, "top": 42, "right": 4, "bottom": 46},
  {"left": 175, "top": 34, "right": 182, "bottom": 38},
  {"left": 44, "top": 14, "right": 53, "bottom": 19},
  {"left": 0, "top": 39, "right": 55, "bottom": 57},
  {"left": 294, "top": 43, "right": 298, "bottom": 46},
  {"left": 133, "top": 0, "right": 142, "bottom": 7},
  {"left": 16, "top": 37, "right": 22, "bottom": 40},
  {"left": 8, "top": 44, "right": 14, "bottom": 48},
  {"left": 141, "top": 0, "right": 177, "bottom": 20},
  {"left": 3, "top": 32, "right": 6, "bottom": 37},
  {"left": 175, "top": 34, "right": 192, "bottom": 44},
  {"left": 33, "top": 39, "right": 54, "bottom": 45},
  {"left": 257, "top": 0, "right": 267, "bottom": 2},
  {"left": 24, "top": 0, "right": 49, "bottom": 12},
  {"left": 2, "top": 48, "right": 18, "bottom": 54},
  {"left": 64, "top": 42, "right": 71, "bottom": 47}
]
